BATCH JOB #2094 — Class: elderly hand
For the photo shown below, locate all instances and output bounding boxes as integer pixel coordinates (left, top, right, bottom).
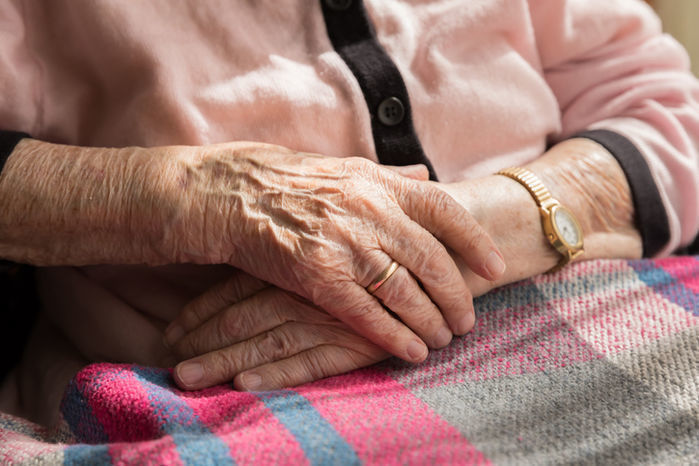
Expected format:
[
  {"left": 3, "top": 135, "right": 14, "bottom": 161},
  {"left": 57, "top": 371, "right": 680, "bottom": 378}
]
[
  {"left": 168, "top": 271, "right": 387, "bottom": 390},
  {"left": 167, "top": 139, "right": 643, "bottom": 391},
  {"left": 161, "top": 142, "right": 505, "bottom": 365},
  {"left": 1, "top": 139, "right": 503, "bottom": 366}
]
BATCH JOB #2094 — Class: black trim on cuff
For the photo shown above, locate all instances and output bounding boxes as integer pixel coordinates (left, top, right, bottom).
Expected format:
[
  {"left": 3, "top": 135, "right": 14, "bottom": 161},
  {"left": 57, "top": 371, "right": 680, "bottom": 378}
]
[
  {"left": 0, "top": 130, "right": 30, "bottom": 174},
  {"left": 320, "top": 0, "right": 438, "bottom": 180},
  {"left": 573, "top": 129, "right": 670, "bottom": 257}
]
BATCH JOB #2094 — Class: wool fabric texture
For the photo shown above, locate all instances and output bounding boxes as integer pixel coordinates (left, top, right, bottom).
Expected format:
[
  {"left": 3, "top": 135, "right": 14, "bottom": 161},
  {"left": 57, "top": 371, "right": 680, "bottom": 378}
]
[{"left": 1, "top": 256, "right": 696, "bottom": 465}]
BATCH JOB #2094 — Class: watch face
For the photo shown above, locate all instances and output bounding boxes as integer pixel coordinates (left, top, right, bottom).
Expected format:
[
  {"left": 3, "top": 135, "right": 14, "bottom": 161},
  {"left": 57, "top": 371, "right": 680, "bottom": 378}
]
[{"left": 553, "top": 207, "right": 582, "bottom": 247}]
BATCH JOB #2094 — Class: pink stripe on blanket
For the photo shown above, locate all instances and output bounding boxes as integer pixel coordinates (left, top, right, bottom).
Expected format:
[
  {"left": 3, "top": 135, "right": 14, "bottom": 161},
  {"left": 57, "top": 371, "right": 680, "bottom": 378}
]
[
  {"left": 109, "top": 436, "right": 183, "bottom": 465},
  {"left": 71, "top": 366, "right": 184, "bottom": 463},
  {"left": 386, "top": 300, "right": 601, "bottom": 389},
  {"left": 76, "top": 365, "right": 163, "bottom": 442},
  {"left": 179, "top": 385, "right": 308, "bottom": 465},
  {"left": 297, "top": 369, "right": 489, "bottom": 465},
  {"left": 543, "top": 262, "right": 697, "bottom": 355},
  {"left": 74, "top": 364, "right": 162, "bottom": 442},
  {"left": 656, "top": 256, "right": 699, "bottom": 294}
]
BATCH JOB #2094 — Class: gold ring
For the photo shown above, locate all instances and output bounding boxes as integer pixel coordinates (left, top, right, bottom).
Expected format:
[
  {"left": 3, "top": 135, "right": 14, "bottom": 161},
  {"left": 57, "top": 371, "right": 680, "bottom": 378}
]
[{"left": 366, "top": 261, "right": 400, "bottom": 294}]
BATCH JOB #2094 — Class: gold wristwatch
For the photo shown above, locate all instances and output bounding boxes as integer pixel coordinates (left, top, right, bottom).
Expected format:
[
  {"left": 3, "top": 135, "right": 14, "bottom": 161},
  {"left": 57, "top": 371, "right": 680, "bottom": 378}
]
[{"left": 496, "top": 167, "right": 584, "bottom": 274}]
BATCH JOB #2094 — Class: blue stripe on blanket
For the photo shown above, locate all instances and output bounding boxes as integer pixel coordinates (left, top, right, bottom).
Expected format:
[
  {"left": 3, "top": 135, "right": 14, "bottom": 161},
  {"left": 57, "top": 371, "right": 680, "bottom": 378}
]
[
  {"left": 63, "top": 444, "right": 111, "bottom": 465},
  {"left": 629, "top": 260, "right": 698, "bottom": 316},
  {"left": 132, "top": 367, "right": 234, "bottom": 465},
  {"left": 62, "top": 377, "right": 109, "bottom": 444},
  {"left": 257, "top": 390, "right": 360, "bottom": 465}
]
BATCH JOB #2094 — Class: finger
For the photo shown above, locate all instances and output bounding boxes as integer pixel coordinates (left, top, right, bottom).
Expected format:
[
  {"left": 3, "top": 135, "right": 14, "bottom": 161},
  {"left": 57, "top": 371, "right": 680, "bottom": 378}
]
[
  {"left": 383, "top": 164, "right": 429, "bottom": 181},
  {"left": 368, "top": 261, "right": 453, "bottom": 349},
  {"left": 164, "top": 271, "right": 268, "bottom": 347},
  {"left": 173, "top": 322, "right": 371, "bottom": 390},
  {"left": 372, "top": 207, "right": 477, "bottom": 335},
  {"left": 173, "top": 289, "right": 321, "bottom": 359},
  {"left": 397, "top": 180, "right": 505, "bottom": 282},
  {"left": 235, "top": 345, "right": 388, "bottom": 391},
  {"left": 312, "top": 280, "right": 430, "bottom": 364}
]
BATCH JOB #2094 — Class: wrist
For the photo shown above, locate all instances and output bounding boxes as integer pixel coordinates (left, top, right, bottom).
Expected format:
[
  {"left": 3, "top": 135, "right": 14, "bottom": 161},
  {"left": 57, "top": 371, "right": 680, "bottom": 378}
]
[
  {"left": 439, "top": 176, "right": 560, "bottom": 292},
  {"left": 0, "top": 139, "right": 175, "bottom": 265},
  {"left": 524, "top": 139, "right": 642, "bottom": 260}
]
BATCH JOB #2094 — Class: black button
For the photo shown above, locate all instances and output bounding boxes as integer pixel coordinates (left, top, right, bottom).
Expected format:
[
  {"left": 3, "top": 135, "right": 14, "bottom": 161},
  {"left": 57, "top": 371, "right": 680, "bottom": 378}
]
[
  {"left": 377, "top": 97, "right": 405, "bottom": 126},
  {"left": 325, "top": 0, "right": 352, "bottom": 11}
]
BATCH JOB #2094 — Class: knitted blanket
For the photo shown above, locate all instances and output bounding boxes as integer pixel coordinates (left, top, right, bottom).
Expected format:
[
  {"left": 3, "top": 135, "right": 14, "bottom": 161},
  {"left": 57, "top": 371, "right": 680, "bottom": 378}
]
[{"left": 1, "top": 257, "right": 697, "bottom": 465}]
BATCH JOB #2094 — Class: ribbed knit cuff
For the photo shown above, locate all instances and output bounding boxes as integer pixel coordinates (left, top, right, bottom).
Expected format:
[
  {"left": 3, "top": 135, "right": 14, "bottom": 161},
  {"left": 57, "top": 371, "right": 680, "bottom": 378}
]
[
  {"left": 0, "top": 130, "right": 31, "bottom": 271},
  {"left": 572, "top": 129, "right": 670, "bottom": 257},
  {"left": 0, "top": 130, "right": 30, "bottom": 174}
]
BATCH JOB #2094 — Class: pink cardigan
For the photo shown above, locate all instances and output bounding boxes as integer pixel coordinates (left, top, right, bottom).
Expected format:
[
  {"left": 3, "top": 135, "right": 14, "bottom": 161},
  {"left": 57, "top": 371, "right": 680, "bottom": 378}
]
[{"left": 1, "top": 0, "right": 697, "bottom": 253}]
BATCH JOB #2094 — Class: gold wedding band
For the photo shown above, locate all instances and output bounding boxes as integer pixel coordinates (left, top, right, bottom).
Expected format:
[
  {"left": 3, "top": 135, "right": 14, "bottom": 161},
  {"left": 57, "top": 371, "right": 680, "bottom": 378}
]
[{"left": 366, "top": 261, "right": 400, "bottom": 294}]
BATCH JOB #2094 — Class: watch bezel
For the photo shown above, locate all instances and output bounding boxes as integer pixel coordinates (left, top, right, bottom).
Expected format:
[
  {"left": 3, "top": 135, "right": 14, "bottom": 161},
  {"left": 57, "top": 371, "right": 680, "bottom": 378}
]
[{"left": 548, "top": 204, "right": 584, "bottom": 251}]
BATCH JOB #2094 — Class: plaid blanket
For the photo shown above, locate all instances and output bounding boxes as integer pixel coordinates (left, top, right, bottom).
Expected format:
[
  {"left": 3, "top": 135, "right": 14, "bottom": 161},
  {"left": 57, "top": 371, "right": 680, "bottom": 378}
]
[{"left": 1, "top": 257, "right": 697, "bottom": 465}]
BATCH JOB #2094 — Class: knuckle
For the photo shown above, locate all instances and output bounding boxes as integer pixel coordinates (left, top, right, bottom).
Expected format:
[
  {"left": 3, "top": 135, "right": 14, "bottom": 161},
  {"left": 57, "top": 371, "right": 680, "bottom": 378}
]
[
  {"left": 258, "top": 328, "right": 295, "bottom": 361},
  {"left": 212, "top": 279, "right": 238, "bottom": 308},
  {"left": 182, "top": 302, "right": 209, "bottom": 330},
  {"left": 413, "top": 243, "right": 451, "bottom": 283},
  {"left": 336, "top": 300, "right": 402, "bottom": 341},
  {"left": 443, "top": 287, "right": 471, "bottom": 313},
  {"left": 336, "top": 300, "right": 375, "bottom": 322},
  {"left": 461, "top": 218, "right": 486, "bottom": 249},
  {"left": 310, "top": 279, "right": 357, "bottom": 311},
  {"left": 202, "top": 351, "right": 239, "bottom": 380},
  {"left": 424, "top": 186, "right": 455, "bottom": 216},
  {"left": 218, "top": 308, "right": 244, "bottom": 343},
  {"left": 271, "top": 289, "right": 298, "bottom": 315},
  {"left": 342, "top": 156, "right": 372, "bottom": 173},
  {"left": 262, "top": 356, "right": 318, "bottom": 389},
  {"left": 411, "top": 309, "right": 443, "bottom": 336},
  {"left": 174, "top": 336, "right": 197, "bottom": 358},
  {"left": 298, "top": 350, "right": 336, "bottom": 381},
  {"left": 370, "top": 313, "right": 404, "bottom": 342},
  {"left": 377, "top": 269, "right": 418, "bottom": 310}
]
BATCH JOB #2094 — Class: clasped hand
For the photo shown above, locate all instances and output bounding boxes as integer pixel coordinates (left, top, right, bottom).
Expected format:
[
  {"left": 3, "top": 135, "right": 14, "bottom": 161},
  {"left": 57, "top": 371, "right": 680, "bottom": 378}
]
[{"left": 157, "top": 142, "right": 504, "bottom": 389}]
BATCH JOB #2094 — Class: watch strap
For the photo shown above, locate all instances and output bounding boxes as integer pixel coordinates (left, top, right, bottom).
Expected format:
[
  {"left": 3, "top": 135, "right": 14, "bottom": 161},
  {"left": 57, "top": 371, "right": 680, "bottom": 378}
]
[
  {"left": 496, "top": 166, "right": 583, "bottom": 274},
  {"left": 496, "top": 167, "right": 557, "bottom": 209}
]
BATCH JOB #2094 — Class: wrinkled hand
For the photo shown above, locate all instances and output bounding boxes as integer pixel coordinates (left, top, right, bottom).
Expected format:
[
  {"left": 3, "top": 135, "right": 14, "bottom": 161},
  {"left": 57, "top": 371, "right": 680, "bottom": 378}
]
[
  {"left": 167, "top": 139, "right": 646, "bottom": 391},
  {"left": 164, "top": 172, "right": 541, "bottom": 391},
  {"left": 168, "top": 271, "right": 387, "bottom": 390},
  {"left": 163, "top": 143, "right": 505, "bottom": 364}
]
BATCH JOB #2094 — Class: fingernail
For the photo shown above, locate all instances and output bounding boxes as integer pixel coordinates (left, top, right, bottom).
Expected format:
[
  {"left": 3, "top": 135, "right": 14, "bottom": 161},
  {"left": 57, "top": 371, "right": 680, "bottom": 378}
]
[
  {"left": 435, "top": 327, "right": 452, "bottom": 348},
  {"left": 485, "top": 250, "right": 506, "bottom": 280},
  {"left": 177, "top": 362, "right": 203, "bottom": 386},
  {"left": 164, "top": 324, "right": 185, "bottom": 348},
  {"left": 241, "top": 372, "right": 262, "bottom": 391},
  {"left": 457, "top": 313, "right": 475, "bottom": 335},
  {"left": 407, "top": 340, "right": 428, "bottom": 361}
]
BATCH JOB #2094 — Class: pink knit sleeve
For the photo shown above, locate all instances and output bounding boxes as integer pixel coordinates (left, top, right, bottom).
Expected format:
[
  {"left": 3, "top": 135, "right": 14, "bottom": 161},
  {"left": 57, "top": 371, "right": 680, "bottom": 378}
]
[{"left": 529, "top": 0, "right": 699, "bottom": 256}]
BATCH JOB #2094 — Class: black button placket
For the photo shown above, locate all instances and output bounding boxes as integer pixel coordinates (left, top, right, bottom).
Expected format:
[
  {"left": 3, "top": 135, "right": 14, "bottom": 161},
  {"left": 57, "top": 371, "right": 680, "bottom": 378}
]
[{"left": 320, "top": 0, "right": 438, "bottom": 180}]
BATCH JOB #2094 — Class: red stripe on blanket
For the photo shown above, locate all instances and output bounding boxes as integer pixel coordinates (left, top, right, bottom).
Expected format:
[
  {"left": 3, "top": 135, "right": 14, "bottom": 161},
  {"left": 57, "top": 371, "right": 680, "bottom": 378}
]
[
  {"left": 297, "top": 368, "right": 489, "bottom": 465},
  {"left": 179, "top": 385, "right": 308, "bottom": 465}
]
